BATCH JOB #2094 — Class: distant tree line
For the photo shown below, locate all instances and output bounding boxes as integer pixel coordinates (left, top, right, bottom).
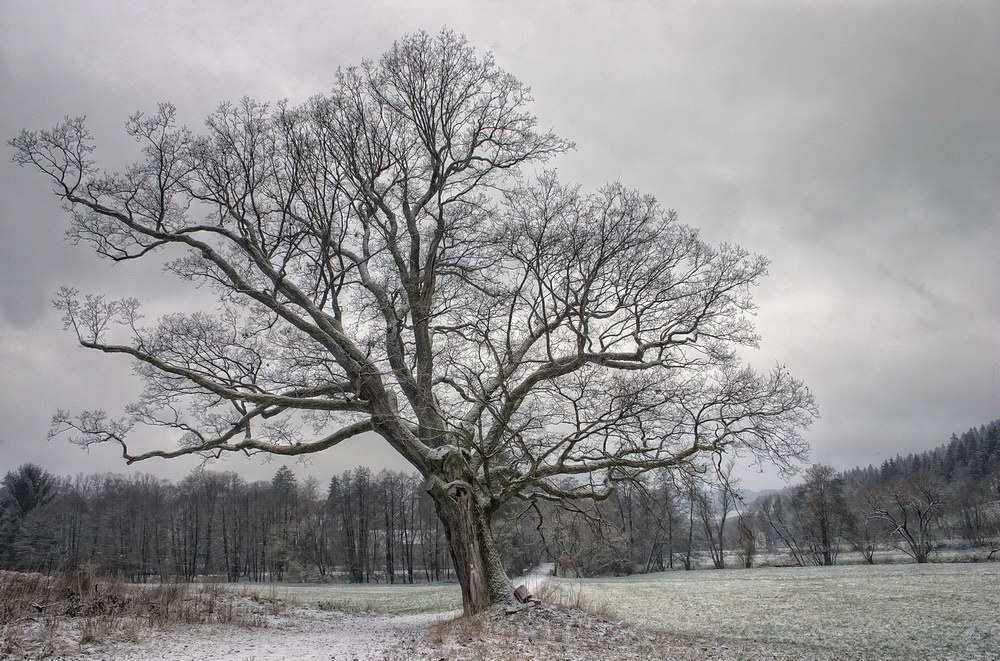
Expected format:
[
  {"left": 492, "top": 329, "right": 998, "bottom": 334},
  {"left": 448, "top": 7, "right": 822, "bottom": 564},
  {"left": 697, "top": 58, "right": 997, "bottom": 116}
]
[
  {"left": 752, "top": 420, "right": 1000, "bottom": 566},
  {"left": 496, "top": 421, "right": 1000, "bottom": 573},
  {"left": 2, "top": 421, "right": 998, "bottom": 580},
  {"left": 0, "top": 465, "right": 452, "bottom": 583},
  {"left": 841, "top": 420, "right": 1000, "bottom": 487}
]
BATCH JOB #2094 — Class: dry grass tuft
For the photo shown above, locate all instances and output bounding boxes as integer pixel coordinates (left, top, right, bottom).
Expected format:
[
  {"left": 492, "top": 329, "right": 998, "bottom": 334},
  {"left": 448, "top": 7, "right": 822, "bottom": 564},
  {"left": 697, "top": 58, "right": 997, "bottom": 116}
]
[
  {"left": 0, "top": 567, "right": 271, "bottom": 659},
  {"left": 412, "top": 602, "right": 744, "bottom": 661},
  {"left": 532, "top": 579, "right": 617, "bottom": 619},
  {"left": 426, "top": 611, "right": 487, "bottom": 647}
]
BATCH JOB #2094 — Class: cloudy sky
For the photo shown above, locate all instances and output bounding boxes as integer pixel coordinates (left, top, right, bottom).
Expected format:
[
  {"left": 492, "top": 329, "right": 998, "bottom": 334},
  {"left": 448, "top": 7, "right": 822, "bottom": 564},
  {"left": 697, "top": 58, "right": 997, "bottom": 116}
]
[{"left": 1, "top": 0, "right": 997, "bottom": 489}]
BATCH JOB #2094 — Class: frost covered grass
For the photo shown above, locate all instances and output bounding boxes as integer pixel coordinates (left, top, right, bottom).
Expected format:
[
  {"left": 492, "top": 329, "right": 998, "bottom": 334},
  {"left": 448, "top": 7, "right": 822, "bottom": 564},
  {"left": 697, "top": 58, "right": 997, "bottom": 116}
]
[
  {"left": 543, "top": 562, "right": 1000, "bottom": 660},
  {"left": 5, "top": 565, "right": 996, "bottom": 660},
  {"left": 244, "top": 581, "right": 462, "bottom": 615}
]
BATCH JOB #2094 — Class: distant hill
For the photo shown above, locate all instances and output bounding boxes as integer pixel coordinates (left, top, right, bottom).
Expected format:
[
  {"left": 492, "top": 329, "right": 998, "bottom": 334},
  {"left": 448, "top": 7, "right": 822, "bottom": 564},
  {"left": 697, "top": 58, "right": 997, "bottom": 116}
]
[{"left": 738, "top": 487, "right": 780, "bottom": 505}]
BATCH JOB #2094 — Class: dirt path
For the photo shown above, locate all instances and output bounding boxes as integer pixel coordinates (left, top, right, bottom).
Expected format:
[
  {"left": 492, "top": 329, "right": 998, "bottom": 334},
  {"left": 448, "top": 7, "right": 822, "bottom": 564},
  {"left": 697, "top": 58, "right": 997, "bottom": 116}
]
[
  {"left": 515, "top": 561, "right": 554, "bottom": 598},
  {"left": 14, "top": 569, "right": 557, "bottom": 661},
  {"left": 58, "top": 607, "right": 456, "bottom": 661}
]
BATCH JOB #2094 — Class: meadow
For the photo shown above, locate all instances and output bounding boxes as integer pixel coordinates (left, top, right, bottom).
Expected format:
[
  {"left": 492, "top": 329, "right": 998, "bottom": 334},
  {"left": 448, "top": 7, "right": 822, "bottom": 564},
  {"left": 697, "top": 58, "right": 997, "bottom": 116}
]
[
  {"left": 4, "top": 562, "right": 998, "bottom": 659},
  {"left": 540, "top": 562, "right": 1000, "bottom": 660},
  {"left": 253, "top": 580, "right": 463, "bottom": 615},
  {"left": 236, "top": 560, "right": 1000, "bottom": 658}
]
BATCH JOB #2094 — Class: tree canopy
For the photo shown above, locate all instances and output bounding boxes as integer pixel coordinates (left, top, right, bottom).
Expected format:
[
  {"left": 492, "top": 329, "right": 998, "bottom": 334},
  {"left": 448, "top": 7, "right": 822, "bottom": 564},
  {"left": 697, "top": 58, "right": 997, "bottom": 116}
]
[{"left": 10, "top": 29, "right": 817, "bottom": 613}]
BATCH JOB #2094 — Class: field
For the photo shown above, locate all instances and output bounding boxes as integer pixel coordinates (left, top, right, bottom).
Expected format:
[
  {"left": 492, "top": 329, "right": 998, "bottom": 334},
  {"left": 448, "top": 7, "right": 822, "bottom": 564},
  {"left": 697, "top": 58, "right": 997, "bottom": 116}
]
[
  {"left": 247, "top": 580, "right": 462, "bottom": 615},
  {"left": 3, "top": 563, "right": 998, "bottom": 659},
  {"left": 237, "top": 562, "right": 1000, "bottom": 659},
  {"left": 541, "top": 562, "right": 1000, "bottom": 660}
]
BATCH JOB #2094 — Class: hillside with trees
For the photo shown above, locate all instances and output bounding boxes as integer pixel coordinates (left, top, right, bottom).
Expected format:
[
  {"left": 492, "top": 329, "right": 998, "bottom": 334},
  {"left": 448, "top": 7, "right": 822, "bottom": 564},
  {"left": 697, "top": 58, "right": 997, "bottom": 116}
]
[
  {"left": 841, "top": 420, "right": 1000, "bottom": 487},
  {"left": 754, "top": 420, "right": 1000, "bottom": 567}
]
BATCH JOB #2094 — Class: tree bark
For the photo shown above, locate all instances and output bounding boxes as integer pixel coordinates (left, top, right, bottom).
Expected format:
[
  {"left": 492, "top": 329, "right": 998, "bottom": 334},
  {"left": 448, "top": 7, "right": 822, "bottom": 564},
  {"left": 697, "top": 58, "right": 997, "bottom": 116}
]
[{"left": 428, "top": 479, "right": 513, "bottom": 615}]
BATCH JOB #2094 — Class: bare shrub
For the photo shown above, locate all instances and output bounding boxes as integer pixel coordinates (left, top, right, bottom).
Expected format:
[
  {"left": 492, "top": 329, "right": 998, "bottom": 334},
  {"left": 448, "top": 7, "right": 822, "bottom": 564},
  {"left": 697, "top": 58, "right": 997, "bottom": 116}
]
[
  {"left": 0, "top": 568, "right": 270, "bottom": 658},
  {"left": 533, "top": 579, "right": 616, "bottom": 620},
  {"left": 426, "top": 612, "right": 486, "bottom": 646},
  {"left": 419, "top": 603, "right": 681, "bottom": 661},
  {"left": 0, "top": 570, "right": 51, "bottom": 624},
  {"left": 248, "top": 582, "right": 286, "bottom": 617}
]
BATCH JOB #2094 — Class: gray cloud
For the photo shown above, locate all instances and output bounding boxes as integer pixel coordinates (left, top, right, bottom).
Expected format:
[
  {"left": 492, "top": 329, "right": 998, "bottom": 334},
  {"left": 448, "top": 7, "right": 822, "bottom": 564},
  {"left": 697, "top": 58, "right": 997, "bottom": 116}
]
[{"left": 2, "top": 0, "right": 997, "bottom": 486}]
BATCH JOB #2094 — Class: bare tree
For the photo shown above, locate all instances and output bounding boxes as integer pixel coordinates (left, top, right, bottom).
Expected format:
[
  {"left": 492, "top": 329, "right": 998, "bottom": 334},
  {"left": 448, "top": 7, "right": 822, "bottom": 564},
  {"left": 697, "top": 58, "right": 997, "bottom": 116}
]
[
  {"left": 694, "top": 465, "right": 739, "bottom": 570},
  {"left": 296, "top": 475, "right": 335, "bottom": 579},
  {"left": 954, "top": 477, "right": 994, "bottom": 548},
  {"left": 754, "top": 492, "right": 809, "bottom": 566},
  {"left": 219, "top": 473, "right": 249, "bottom": 581},
  {"left": 643, "top": 472, "right": 683, "bottom": 571},
  {"left": 847, "top": 486, "right": 883, "bottom": 564},
  {"left": 791, "top": 464, "right": 852, "bottom": 566},
  {"left": 751, "top": 467, "right": 852, "bottom": 567},
  {"left": 734, "top": 512, "right": 757, "bottom": 569},
  {"left": 329, "top": 467, "right": 375, "bottom": 583},
  {"left": 10, "top": 29, "right": 816, "bottom": 613},
  {"left": 988, "top": 471, "right": 1000, "bottom": 560},
  {"left": 865, "top": 472, "right": 948, "bottom": 563}
]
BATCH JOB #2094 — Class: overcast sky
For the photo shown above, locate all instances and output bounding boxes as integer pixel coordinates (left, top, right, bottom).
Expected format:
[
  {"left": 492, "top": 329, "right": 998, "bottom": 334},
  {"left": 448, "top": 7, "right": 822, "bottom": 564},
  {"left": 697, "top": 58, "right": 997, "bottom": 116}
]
[{"left": 1, "top": 0, "right": 997, "bottom": 489}]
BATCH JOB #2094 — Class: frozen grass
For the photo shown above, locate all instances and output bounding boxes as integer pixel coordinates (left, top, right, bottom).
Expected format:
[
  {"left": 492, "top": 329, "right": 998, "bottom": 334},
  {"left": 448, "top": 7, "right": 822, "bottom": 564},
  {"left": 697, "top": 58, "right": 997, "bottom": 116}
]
[
  {"left": 242, "top": 581, "right": 462, "bottom": 615},
  {"left": 6, "top": 565, "right": 995, "bottom": 659},
  {"left": 543, "top": 562, "right": 1000, "bottom": 660}
]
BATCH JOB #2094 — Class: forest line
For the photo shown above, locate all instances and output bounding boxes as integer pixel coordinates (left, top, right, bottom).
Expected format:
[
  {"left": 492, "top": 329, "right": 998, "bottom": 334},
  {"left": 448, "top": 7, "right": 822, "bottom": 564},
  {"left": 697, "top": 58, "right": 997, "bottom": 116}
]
[{"left": 1, "top": 420, "right": 997, "bottom": 581}]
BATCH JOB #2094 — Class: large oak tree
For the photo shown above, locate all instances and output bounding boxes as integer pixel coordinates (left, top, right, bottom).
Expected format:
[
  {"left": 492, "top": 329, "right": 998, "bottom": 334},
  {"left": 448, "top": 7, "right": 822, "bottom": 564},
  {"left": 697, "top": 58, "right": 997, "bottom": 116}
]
[{"left": 11, "top": 30, "right": 817, "bottom": 614}]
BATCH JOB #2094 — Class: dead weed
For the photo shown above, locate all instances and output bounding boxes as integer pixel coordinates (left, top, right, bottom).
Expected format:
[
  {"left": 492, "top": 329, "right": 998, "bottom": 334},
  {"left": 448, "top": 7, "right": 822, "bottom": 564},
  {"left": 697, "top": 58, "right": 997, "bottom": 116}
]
[{"left": 0, "top": 567, "right": 270, "bottom": 659}]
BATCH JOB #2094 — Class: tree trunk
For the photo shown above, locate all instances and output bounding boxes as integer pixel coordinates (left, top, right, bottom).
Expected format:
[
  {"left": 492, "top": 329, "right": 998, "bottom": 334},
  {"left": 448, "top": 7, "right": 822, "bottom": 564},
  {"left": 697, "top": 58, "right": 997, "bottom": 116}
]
[
  {"left": 428, "top": 479, "right": 513, "bottom": 615},
  {"left": 819, "top": 514, "right": 833, "bottom": 566}
]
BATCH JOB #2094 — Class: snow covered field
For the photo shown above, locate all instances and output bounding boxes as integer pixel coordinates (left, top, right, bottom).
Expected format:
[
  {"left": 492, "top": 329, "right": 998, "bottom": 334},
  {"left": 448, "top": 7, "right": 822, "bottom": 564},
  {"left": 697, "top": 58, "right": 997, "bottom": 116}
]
[
  {"left": 3, "top": 562, "right": 998, "bottom": 660},
  {"left": 543, "top": 562, "right": 1000, "bottom": 660},
  {"left": 35, "top": 607, "right": 447, "bottom": 660}
]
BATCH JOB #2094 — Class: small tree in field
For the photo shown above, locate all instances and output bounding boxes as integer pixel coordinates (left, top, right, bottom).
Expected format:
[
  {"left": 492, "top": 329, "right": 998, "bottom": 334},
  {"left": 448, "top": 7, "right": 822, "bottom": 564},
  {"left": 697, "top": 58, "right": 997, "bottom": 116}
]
[
  {"left": 10, "top": 30, "right": 817, "bottom": 614},
  {"left": 865, "top": 472, "right": 948, "bottom": 563},
  {"left": 791, "top": 464, "right": 852, "bottom": 565},
  {"left": 734, "top": 512, "right": 758, "bottom": 569}
]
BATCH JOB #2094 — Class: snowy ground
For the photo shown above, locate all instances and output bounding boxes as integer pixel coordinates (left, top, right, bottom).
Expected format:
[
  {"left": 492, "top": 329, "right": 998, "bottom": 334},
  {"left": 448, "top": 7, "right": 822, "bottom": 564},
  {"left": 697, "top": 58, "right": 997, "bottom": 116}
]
[
  {"left": 8, "top": 562, "right": 995, "bottom": 660},
  {"left": 39, "top": 607, "right": 455, "bottom": 661},
  {"left": 17, "top": 567, "right": 554, "bottom": 661},
  {"left": 41, "top": 601, "right": 737, "bottom": 661}
]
